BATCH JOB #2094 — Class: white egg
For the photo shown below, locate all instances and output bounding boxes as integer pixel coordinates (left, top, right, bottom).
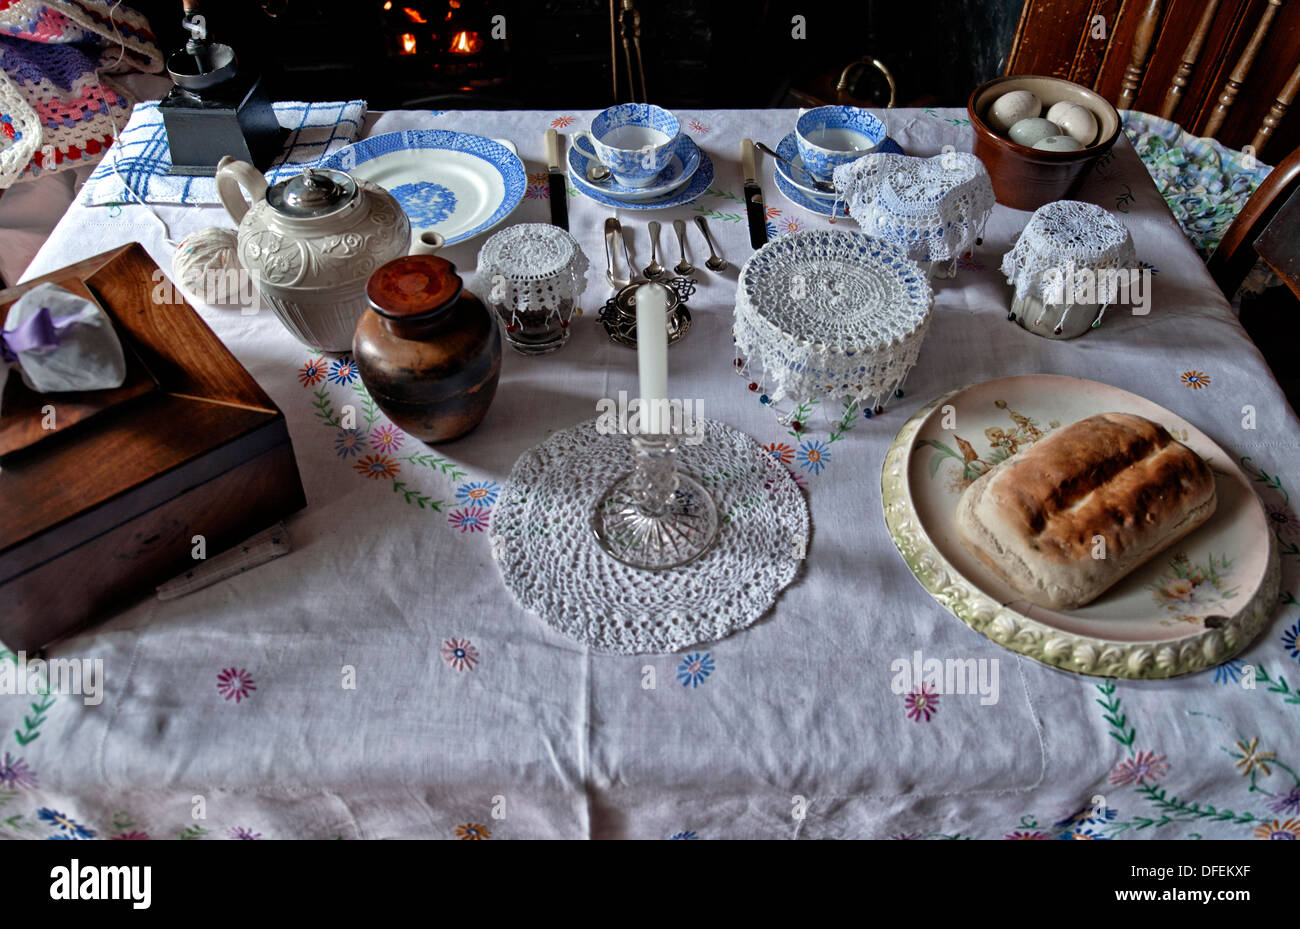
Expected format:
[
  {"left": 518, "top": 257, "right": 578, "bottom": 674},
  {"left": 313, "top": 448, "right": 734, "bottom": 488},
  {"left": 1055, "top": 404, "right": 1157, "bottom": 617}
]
[
  {"left": 1008, "top": 117, "right": 1062, "bottom": 147},
  {"left": 1045, "top": 102, "right": 1098, "bottom": 146},
  {"left": 1032, "top": 135, "right": 1086, "bottom": 152},
  {"left": 989, "top": 90, "right": 1042, "bottom": 133}
]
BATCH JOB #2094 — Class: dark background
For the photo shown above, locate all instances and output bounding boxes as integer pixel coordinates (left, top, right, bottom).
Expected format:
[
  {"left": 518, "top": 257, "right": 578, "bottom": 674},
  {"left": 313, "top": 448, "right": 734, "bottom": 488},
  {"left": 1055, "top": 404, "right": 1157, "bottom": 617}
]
[{"left": 134, "top": 0, "right": 1023, "bottom": 109}]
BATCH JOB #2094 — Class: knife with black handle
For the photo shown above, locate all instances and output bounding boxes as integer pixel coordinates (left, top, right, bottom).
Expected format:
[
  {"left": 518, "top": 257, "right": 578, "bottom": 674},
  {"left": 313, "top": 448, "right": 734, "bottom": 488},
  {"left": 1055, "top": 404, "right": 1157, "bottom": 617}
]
[
  {"left": 545, "top": 128, "right": 569, "bottom": 230},
  {"left": 742, "top": 138, "right": 767, "bottom": 249}
]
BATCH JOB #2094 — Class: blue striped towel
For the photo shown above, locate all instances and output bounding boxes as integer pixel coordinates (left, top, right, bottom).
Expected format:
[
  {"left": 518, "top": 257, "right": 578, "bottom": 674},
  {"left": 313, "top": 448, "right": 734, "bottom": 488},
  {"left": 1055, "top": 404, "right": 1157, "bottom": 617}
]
[{"left": 79, "top": 99, "right": 366, "bottom": 206}]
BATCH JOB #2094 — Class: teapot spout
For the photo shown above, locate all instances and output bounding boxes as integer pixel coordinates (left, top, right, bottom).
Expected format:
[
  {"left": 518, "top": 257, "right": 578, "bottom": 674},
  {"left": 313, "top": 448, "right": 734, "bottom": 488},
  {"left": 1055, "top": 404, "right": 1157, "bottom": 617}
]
[{"left": 410, "top": 229, "right": 445, "bottom": 256}]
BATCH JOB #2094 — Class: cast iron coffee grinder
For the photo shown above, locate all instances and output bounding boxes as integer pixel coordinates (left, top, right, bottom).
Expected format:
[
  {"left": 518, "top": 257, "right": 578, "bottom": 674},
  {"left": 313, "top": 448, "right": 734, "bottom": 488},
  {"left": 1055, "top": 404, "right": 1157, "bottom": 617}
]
[{"left": 158, "top": 0, "right": 283, "bottom": 175}]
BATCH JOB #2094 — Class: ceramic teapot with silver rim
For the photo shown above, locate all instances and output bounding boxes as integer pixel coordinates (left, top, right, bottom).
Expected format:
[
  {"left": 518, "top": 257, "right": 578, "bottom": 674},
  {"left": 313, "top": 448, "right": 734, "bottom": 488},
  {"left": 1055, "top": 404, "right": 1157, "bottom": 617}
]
[{"left": 217, "top": 157, "right": 441, "bottom": 351}]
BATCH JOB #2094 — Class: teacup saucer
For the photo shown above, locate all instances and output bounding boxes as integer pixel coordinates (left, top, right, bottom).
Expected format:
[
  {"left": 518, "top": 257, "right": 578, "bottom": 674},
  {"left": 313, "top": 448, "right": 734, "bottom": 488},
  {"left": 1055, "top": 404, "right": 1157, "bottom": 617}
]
[
  {"left": 773, "top": 130, "right": 905, "bottom": 199},
  {"left": 569, "top": 135, "right": 701, "bottom": 201}
]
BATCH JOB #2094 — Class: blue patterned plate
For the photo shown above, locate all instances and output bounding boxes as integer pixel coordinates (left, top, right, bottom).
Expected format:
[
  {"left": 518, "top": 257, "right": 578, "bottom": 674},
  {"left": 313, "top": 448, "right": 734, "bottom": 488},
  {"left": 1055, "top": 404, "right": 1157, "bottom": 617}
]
[
  {"left": 571, "top": 148, "right": 714, "bottom": 211},
  {"left": 320, "top": 129, "right": 526, "bottom": 246},
  {"left": 569, "top": 134, "right": 701, "bottom": 201},
  {"left": 773, "top": 166, "right": 850, "bottom": 218},
  {"left": 773, "top": 130, "right": 904, "bottom": 200}
]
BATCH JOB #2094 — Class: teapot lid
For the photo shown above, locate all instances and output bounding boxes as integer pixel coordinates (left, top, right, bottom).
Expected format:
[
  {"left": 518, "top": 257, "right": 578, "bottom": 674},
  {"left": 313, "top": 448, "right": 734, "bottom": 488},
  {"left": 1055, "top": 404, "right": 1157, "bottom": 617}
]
[{"left": 266, "top": 168, "right": 358, "bottom": 218}]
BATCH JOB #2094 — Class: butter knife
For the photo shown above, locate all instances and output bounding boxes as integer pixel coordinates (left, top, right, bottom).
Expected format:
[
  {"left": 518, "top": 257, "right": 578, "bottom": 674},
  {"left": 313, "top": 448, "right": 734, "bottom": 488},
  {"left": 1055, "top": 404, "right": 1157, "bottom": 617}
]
[
  {"left": 545, "top": 128, "right": 569, "bottom": 230},
  {"left": 742, "top": 138, "right": 767, "bottom": 249}
]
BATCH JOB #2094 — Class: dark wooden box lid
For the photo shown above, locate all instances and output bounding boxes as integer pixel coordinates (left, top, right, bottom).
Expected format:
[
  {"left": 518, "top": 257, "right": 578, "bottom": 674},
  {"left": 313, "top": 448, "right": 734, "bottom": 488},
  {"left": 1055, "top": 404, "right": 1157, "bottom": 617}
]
[{"left": 0, "top": 243, "right": 297, "bottom": 581}]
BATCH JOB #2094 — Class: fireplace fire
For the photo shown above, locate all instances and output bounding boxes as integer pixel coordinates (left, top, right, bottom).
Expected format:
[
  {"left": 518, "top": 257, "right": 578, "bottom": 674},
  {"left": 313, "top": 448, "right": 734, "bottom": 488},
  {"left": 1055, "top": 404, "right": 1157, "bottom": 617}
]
[{"left": 380, "top": 0, "right": 501, "bottom": 89}]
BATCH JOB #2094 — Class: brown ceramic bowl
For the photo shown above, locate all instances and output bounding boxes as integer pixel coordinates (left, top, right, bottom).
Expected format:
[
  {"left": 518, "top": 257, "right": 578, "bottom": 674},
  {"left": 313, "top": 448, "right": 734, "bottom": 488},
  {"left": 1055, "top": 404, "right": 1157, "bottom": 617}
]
[{"left": 968, "top": 74, "right": 1121, "bottom": 211}]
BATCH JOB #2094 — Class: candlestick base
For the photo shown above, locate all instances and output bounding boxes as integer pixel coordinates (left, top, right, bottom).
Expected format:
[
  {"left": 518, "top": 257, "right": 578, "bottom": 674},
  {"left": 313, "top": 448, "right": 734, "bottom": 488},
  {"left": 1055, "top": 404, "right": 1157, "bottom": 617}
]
[{"left": 592, "top": 435, "right": 719, "bottom": 570}]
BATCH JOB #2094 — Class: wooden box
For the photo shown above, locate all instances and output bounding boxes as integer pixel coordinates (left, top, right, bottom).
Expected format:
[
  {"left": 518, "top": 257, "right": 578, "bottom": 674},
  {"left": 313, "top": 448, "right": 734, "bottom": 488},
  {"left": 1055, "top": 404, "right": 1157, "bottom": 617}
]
[{"left": 0, "top": 244, "right": 306, "bottom": 651}]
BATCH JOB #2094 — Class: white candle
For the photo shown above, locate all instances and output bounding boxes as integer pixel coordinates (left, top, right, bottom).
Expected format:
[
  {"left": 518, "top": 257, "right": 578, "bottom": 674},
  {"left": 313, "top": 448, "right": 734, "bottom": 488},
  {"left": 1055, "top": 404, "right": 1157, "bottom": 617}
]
[{"left": 636, "top": 283, "right": 669, "bottom": 435}]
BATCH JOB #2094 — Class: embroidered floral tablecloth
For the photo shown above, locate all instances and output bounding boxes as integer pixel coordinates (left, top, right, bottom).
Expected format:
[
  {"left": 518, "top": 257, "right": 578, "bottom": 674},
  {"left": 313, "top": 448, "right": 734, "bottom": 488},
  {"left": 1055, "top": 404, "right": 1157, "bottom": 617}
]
[{"left": 8, "top": 108, "right": 1300, "bottom": 841}]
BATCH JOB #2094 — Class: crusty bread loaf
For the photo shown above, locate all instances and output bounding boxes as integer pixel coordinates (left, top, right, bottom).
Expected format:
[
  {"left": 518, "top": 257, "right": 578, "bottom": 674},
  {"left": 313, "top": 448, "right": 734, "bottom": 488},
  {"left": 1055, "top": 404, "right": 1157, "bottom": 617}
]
[{"left": 955, "top": 412, "right": 1216, "bottom": 610}]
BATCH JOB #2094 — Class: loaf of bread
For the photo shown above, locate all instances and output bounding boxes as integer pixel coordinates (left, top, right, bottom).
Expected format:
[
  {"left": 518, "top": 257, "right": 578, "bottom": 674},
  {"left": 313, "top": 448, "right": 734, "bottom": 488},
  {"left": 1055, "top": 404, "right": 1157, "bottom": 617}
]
[{"left": 955, "top": 412, "right": 1217, "bottom": 610}]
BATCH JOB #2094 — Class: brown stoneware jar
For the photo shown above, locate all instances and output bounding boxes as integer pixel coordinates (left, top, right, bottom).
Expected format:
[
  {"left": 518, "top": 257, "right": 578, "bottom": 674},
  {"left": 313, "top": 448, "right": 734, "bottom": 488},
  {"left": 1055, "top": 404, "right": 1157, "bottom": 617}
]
[{"left": 354, "top": 255, "right": 501, "bottom": 443}]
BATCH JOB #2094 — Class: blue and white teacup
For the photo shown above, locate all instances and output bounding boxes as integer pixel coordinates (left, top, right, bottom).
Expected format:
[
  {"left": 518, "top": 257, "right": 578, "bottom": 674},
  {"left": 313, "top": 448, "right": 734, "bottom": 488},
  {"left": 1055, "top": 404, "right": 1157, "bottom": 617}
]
[
  {"left": 573, "top": 104, "right": 681, "bottom": 188},
  {"left": 795, "top": 106, "right": 887, "bottom": 183}
]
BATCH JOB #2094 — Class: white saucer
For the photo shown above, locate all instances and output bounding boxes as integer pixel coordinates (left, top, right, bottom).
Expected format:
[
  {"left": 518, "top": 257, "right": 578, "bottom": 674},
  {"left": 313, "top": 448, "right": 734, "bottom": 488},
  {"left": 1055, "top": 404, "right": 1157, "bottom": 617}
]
[{"left": 569, "top": 135, "right": 701, "bottom": 202}]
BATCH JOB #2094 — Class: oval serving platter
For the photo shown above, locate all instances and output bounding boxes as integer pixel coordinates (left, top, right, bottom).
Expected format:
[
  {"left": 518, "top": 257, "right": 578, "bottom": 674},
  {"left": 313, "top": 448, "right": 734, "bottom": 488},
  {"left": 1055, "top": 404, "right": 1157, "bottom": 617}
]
[
  {"left": 319, "top": 129, "right": 526, "bottom": 246},
  {"left": 881, "top": 374, "right": 1279, "bottom": 679}
]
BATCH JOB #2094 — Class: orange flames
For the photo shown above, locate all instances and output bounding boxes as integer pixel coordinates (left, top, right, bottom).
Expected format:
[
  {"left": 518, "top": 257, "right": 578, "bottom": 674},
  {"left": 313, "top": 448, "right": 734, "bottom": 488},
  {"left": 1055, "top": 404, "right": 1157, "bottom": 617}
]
[
  {"left": 449, "top": 29, "right": 482, "bottom": 54},
  {"left": 400, "top": 32, "right": 417, "bottom": 54}
]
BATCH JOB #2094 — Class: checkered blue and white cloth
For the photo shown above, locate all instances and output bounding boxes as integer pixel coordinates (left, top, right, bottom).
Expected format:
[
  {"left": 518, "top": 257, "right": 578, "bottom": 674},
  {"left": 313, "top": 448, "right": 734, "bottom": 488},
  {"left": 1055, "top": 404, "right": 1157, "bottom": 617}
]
[{"left": 78, "top": 99, "right": 366, "bottom": 206}]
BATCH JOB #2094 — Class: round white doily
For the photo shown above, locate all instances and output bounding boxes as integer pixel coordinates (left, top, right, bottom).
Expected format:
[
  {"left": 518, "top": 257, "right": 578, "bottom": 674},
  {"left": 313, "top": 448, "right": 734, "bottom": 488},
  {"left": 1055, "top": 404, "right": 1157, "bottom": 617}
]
[
  {"left": 833, "top": 152, "right": 994, "bottom": 270},
  {"left": 1000, "top": 200, "right": 1136, "bottom": 304},
  {"left": 490, "top": 418, "right": 810, "bottom": 654},
  {"left": 733, "top": 229, "right": 933, "bottom": 424},
  {"left": 473, "top": 222, "right": 590, "bottom": 321}
]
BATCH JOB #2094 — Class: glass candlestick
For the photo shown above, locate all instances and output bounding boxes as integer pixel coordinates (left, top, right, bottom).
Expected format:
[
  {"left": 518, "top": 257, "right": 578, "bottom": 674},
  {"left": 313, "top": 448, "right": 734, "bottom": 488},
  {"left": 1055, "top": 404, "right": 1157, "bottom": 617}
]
[{"left": 592, "top": 433, "right": 719, "bottom": 570}]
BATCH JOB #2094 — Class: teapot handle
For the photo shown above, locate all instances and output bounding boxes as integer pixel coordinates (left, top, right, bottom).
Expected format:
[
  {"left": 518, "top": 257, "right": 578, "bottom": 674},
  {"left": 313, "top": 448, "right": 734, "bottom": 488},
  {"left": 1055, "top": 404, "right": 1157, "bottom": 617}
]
[{"left": 216, "top": 155, "right": 269, "bottom": 225}]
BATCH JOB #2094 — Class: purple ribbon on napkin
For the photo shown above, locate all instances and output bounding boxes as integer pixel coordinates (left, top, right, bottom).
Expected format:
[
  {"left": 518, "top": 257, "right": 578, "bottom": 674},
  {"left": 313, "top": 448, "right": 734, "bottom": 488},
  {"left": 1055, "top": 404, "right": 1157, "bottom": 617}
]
[{"left": 1, "top": 306, "right": 62, "bottom": 363}]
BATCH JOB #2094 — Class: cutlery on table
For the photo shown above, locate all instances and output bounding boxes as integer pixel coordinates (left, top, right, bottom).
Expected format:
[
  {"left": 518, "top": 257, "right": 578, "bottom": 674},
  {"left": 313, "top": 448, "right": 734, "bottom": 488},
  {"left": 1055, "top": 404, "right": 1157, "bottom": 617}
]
[
  {"left": 754, "top": 141, "right": 837, "bottom": 195},
  {"left": 694, "top": 215, "right": 728, "bottom": 272},
  {"left": 605, "top": 217, "right": 630, "bottom": 289},
  {"left": 742, "top": 138, "right": 768, "bottom": 249},
  {"left": 672, "top": 218, "right": 694, "bottom": 275},
  {"left": 544, "top": 129, "right": 569, "bottom": 230},
  {"left": 643, "top": 221, "right": 666, "bottom": 279}
]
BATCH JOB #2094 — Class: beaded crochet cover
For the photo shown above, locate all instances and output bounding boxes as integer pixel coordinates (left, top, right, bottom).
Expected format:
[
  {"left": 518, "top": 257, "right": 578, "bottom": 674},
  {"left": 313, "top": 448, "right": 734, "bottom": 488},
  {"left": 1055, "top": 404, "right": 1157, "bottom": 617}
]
[
  {"left": 733, "top": 229, "right": 934, "bottom": 424},
  {"left": 832, "top": 151, "right": 994, "bottom": 270},
  {"left": 1000, "top": 199, "right": 1138, "bottom": 304},
  {"left": 489, "top": 418, "right": 809, "bottom": 654},
  {"left": 474, "top": 222, "right": 590, "bottom": 324}
]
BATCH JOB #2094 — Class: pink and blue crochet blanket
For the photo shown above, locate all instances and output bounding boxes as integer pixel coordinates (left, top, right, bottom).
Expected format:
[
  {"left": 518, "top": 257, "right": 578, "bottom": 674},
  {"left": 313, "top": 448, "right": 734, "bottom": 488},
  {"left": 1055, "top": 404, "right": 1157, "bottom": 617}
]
[{"left": 0, "top": 0, "right": 160, "bottom": 188}]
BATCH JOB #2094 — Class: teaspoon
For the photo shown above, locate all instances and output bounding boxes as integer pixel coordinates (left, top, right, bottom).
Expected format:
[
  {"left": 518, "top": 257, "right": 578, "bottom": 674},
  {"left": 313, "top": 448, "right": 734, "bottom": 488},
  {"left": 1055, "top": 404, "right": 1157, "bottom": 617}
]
[
  {"left": 694, "top": 215, "right": 727, "bottom": 272},
  {"left": 673, "top": 218, "right": 694, "bottom": 275}
]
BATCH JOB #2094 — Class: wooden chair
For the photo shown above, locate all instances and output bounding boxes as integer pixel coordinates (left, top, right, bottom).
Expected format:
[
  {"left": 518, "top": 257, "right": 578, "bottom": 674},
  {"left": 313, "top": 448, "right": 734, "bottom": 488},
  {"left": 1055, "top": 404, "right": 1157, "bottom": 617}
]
[
  {"left": 1007, "top": 0, "right": 1300, "bottom": 160},
  {"left": 1207, "top": 142, "right": 1300, "bottom": 298}
]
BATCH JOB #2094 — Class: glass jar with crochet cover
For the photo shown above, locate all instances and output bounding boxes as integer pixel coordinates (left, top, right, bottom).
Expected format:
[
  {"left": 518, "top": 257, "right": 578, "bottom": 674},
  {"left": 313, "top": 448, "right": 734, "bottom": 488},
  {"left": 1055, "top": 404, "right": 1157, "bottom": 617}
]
[
  {"left": 999, "top": 200, "right": 1138, "bottom": 340},
  {"left": 732, "top": 229, "right": 934, "bottom": 431},
  {"left": 474, "top": 223, "right": 590, "bottom": 355},
  {"left": 833, "top": 151, "right": 994, "bottom": 278}
]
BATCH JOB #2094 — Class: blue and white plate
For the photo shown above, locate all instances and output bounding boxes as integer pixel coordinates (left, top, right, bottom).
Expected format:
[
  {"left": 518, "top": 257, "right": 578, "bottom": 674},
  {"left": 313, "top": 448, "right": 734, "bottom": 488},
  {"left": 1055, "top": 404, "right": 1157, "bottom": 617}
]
[
  {"left": 569, "top": 134, "right": 701, "bottom": 201},
  {"left": 773, "top": 166, "right": 850, "bottom": 218},
  {"left": 773, "top": 130, "right": 905, "bottom": 200},
  {"left": 319, "top": 129, "right": 526, "bottom": 246},
  {"left": 571, "top": 147, "right": 714, "bottom": 211}
]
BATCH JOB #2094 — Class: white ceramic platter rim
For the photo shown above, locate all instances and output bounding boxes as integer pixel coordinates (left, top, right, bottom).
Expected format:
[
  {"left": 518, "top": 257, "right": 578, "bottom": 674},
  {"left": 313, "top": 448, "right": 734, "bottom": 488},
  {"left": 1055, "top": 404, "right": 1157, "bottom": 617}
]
[{"left": 881, "top": 374, "right": 1280, "bottom": 679}]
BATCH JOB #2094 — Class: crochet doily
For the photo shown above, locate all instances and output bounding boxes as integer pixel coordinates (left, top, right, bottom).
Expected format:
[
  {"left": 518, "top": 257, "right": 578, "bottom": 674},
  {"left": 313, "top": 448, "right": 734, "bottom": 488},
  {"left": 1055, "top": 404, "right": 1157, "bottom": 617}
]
[
  {"left": 1000, "top": 200, "right": 1137, "bottom": 305},
  {"left": 733, "top": 229, "right": 933, "bottom": 422},
  {"left": 473, "top": 222, "right": 590, "bottom": 323},
  {"left": 833, "top": 152, "right": 994, "bottom": 269},
  {"left": 489, "top": 418, "right": 810, "bottom": 654}
]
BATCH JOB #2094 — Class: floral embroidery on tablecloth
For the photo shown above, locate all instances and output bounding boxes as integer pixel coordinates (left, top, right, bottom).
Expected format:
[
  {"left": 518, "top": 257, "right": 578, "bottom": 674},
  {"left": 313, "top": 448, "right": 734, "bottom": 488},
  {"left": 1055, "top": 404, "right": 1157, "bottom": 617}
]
[
  {"left": 526, "top": 170, "right": 550, "bottom": 199},
  {"left": 1213, "top": 659, "right": 1248, "bottom": 684},
  {"left": 216, "top": 668, "right": 256, "bottom": 704},
  {"left": 1283, "top": 620, "right": 1300, "bottom": 663},
  {"left": 454, "top": 822, "right": 490, "bottom": 839},
  {"left": 687, "top": 119, "right": 709, "bottom": 134},
  {"left": 795, "top": 439, "right": 830, "bottom": 476},
  {"left": 904, "top": 683, "right": 939, "bottom": 722},
  {"left": 0, "top": 752, "right": 36, "bottom": 789},
  {"left": 1181, "top": 370, "right": 1211, "bottom": 389},
  {"left": 668, "top": 830, "right": 699, "bottom": 839},
  {"left": 1003, "top": 830, "right": 1051, "bottom": 840},
  {"left": 1109, "top": 750, "right": 1170, "bottom": 786},
  {"left": 676, "top": 652, "right": 714, "bottom": 688},
  {"left": 299, "top": 356, "right": 327, "bottom": 387},
  {"left": 456, "top": 480, "right": 501, "bottom": 506},
  {"left": 227, "top": 826, "right": 262, "bottom": 840},
  {"left": 448, "top": 506, "right": 490, "bottom": 532},
  {"left": 327, "top": 357, "right": 360, "bottom": 385},
  {"left": 111, "top": 830, "right": 150, "bottom": 840},
  {"left": 550, "top": 115, "right": 575, "bottom": 128},
  {"left": 441, "top": 638, "right": 480, "bottom": 672},
  {"left": 1253, "top": 818, "right": 1300, "bottom": 839},
  {"left": 38, "top": 808, "right": 95, "bottom": 839}
]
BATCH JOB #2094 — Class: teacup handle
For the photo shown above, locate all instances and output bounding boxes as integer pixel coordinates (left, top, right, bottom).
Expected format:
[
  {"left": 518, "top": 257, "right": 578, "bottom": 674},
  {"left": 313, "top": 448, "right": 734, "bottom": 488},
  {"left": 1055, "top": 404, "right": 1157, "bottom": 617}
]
[
  {"left": 216, "top": 155, "right": 269, "bottom": 225},
  {"left": 571, "top": 131, "right": 599, "bottom": 157}
]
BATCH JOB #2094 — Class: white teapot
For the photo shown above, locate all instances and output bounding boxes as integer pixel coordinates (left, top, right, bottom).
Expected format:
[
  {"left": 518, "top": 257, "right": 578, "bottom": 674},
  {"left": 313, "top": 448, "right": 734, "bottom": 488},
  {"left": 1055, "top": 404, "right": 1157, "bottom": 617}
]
[{"left": 217, "top": 157, "right": 441, "bottom": 352}]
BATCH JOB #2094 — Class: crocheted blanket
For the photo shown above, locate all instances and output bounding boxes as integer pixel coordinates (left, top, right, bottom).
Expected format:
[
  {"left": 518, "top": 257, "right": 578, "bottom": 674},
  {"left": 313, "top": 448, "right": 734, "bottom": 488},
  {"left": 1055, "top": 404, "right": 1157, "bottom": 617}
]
[{"left": 0, "top": 0, "right": 161, "bottom": 188}]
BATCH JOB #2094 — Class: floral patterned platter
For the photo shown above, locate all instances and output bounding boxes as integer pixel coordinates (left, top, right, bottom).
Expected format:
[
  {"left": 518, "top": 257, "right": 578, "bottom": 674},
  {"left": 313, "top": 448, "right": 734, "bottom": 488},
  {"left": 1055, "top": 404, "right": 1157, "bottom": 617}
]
[
  {"left": 882, "top": 374, "right": 1280, "bottom": 679},
  {"left": 319, "top": 129, "right": 526, "bottom": 246}
]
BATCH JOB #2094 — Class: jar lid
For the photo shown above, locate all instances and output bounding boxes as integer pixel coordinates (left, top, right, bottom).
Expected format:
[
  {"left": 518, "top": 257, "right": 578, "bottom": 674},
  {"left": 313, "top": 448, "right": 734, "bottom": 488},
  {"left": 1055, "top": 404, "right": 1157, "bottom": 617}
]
[
  {"left": 474, "top": 223, "right": 589, "bottom": 316},
  {"left": 367, "top": 255, "right": 464, "bottom": 319},
  {"left": 267, "top": 168, "right": 358, "bottom": 219}
]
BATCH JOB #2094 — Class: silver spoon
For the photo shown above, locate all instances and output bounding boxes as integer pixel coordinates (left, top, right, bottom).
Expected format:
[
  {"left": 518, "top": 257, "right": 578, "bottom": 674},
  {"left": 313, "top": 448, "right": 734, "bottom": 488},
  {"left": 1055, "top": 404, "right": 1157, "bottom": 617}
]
[
  {"left": 673, "top": 218, "right": 694, "bottom": 275},
  {"left": 694, "top": 215, "right": 727, "bottom": 272},
  {"left": 605, "top": 217, "right": 629, "bottom": 289},
  {"left": 643, "top": 221, "right": 665, "bottom": 279},
  {"left": 587, "top": 160, "right": 611, "bottom": 183},
  {"left": 754, "top": 141, "right": 836, "bottom": 195}
]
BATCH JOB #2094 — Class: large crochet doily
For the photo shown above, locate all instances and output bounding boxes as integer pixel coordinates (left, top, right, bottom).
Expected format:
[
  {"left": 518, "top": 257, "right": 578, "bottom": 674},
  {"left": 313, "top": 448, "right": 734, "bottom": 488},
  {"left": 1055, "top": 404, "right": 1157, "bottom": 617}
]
[
  {"left": 1000, "top": 200, "right": 1137, "bottom": 304},
  {"left": 489, "top": 418, "right": 810, "bottom": 654},
  {"left": 833, "top": 152, "right": 994, "bottom": 268},
  {"left": 733, "top": 229, "right": 933, "bottom": 423},
  {"left": 473, "top": 222, "right": 589, "bottom": 320}
]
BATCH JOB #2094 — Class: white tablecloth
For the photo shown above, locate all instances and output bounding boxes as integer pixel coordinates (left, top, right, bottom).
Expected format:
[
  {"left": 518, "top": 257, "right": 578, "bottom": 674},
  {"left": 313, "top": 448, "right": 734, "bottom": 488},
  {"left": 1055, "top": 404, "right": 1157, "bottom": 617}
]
[{"left": 6, "top": 108, "right": 1299, "bottom": 841}]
